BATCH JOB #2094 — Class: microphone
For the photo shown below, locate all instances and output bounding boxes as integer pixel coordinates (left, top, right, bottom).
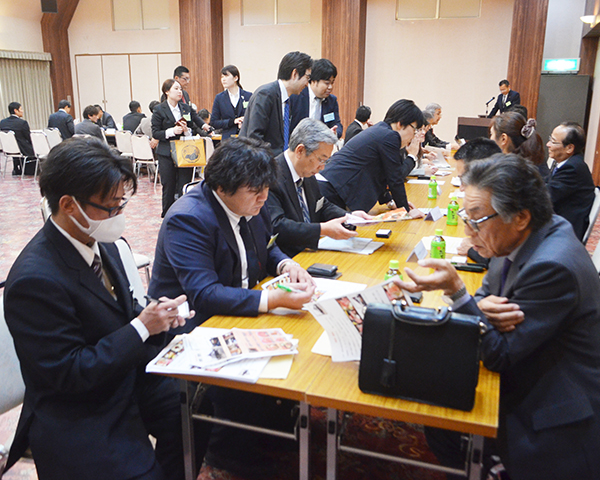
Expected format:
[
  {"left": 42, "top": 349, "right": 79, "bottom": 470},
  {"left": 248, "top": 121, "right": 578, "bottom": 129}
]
[{"left": 485, "top": 96, "right": 495, "bottom": 106}]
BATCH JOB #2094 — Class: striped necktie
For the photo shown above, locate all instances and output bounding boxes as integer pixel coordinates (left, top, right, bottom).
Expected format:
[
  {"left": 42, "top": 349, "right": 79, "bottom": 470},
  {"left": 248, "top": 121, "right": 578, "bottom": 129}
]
[
  {"left": 92, "top": 254, "right": 103, "bottom": 281},
  {"left": 296, "top": 179, "right": 311, "bottom": 223},
  {"left": 283, "top": 99, "right": 290, "bottom": 150}
]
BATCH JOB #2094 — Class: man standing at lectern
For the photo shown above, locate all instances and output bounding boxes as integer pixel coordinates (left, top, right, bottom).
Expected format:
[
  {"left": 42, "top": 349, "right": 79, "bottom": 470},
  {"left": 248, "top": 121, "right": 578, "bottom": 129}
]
[{"left": 488, "top": 79, "right": 520, "bottom": 117}]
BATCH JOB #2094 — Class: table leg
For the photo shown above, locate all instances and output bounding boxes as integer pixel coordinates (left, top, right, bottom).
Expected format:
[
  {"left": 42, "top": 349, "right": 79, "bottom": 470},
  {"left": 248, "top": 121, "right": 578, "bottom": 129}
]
[
  {"left": 326, "top": 408, "right": 338, "bottom": 480},
  {"left": 298, "top": 402, "right": 310, "bottom": 480},
  {"left": 180, "top": 380, "right": 196, "bottom": 480},
  {"left": 468, "top": 434, "right": 484, "bottom": 480}
]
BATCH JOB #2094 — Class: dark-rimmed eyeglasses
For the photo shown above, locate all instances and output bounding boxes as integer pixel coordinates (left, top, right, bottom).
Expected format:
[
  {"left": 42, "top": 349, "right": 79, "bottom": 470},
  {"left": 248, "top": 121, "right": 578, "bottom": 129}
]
[
  {"left": 79, "top": 198, "right": 129, "bottom": 218},
  {"left": 458, "top": 208, "right": 498, "bottom": 232}
]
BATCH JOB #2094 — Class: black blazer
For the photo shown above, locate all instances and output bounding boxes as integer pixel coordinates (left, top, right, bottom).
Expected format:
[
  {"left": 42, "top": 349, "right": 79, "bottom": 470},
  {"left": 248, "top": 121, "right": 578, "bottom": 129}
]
[
  {"left": 266, "top": 153, "right": 348, "bottom": 257},
  {"left": 74, "top": 118, "right": 104, "bottom": 140},
  {"left": 151, "top": 100, "right": 202, "bottom": 157},
  {"left": 344, "top": 120, "right": 363, "bottom": 144},
  {"left": 320, "top": 121, "right": 415, "bottom": 212},
  {"left": 239, "top": 81, "right": 285, "bottom": 155},
  {"left": 210, "top": 88, "right": 252, "bottom": 139},
  {"left": 122, "top": 111, "right": 146, "bottom": 133},
  {"left": 47, "top": 110, "right": 75, "bottom": 140},
  {"left": 546, "top": 153, "right": 596, "bottom": 240},
  {"left": 0, "top": 115, "right": 34, "bottom": 157},
  {"left": 488, "top": 89, "right": 520, "bottom": 117},
  {"left": 289, "top": 87, "right": 343, "bottom": 138}
]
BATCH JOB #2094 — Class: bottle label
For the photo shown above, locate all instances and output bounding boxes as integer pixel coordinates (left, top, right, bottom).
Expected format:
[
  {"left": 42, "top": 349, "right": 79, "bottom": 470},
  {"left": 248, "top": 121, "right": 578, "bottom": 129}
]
[
  {"left": 428, "top": 183, "right": 437, "bottom": 199},
  {"left": 431, "top": 241, "right": 446, "bottom": 259}
]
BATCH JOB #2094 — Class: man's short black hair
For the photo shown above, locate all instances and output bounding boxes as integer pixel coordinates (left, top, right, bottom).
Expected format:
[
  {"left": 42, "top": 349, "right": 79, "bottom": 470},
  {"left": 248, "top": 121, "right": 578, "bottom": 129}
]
[
  {"left": 8, "top": 102, "right": 21, "bottom": 115},
  {"left": 454, "top": 137, "right": 501, "bottom": 164},
  {"left": 499, "top": 79, "right": 510, "bottom": 87},
  {"left": 58, "top": 100, "right": 71, "bottom": 109},
  {"left": 198, "top": 109, "right": 210, "bottom": 121},
  {"left": 173, "top": 66, "right": 189, "bottom": 78},
  {"left": 94, "top": 104, "right": 104, "bottom": 112},
  {"left": 507, "top": 104, "right": 527, "bottom": 119},
  {"left": 129, "top": 101, "right": 141, "bottom": 112},
  {"left": 40, "top": 137, "right": 137, "bottom": 215},
  {"left": 204, "top": 137, "right": 278, "bottom": 195},
  {"left": 277, "top": 51, "right": 312, "bottom": 81},
  {"left": 560, "top": 121, "right": 586, "bottom": 155},
  {"left": 310, "top": 59, "right": 337, "bottom": 83},
  {"left": 148, "top": 100, "right": 160, "bottom": 113},
  {"left": 355, "top": 105, "right": 371, "bottom": 123},
  {"left": 83, "top": 105, "right": 100, "bottom": 119},
  {"left": 383, "top": 99, "right": 424, "bottom": 128}
]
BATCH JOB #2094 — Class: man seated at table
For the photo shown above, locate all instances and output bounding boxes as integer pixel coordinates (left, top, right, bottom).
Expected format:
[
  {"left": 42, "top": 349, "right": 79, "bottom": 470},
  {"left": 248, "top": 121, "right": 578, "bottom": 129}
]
[
  {"left": 122, "top": 100, "right": 146, "bottom": 133},
  {"left": 74, "top": 104, "right": 104, "bottom": 140},
  {"left": 396, "top": 154, "right": 600, "bottom": 480},
  {"left": 267, "top": 118, "right": 372, "bottom": 257}
]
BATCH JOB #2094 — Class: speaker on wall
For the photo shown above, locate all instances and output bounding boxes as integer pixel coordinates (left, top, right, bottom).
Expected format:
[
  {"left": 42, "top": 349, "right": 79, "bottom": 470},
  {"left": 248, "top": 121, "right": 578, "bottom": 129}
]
[{"left": 41, "top": 0, "right": 58, "bottom": 13}]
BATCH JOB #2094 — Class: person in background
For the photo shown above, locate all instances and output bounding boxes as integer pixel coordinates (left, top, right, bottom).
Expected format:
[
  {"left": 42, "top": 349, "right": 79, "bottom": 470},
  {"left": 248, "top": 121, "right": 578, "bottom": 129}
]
[
  {"left": 135, "top": 100, "right": 160, "bottom": 150},
  {"left": 210, "top": 65, "right": 252, "bottom": 139},
  {"left": 0, "top": 101, "right": 35, "bottom": 175},
  {"left": 94, "top": 105, "right": 116, "bottom": 129},
  {"left": 344, "top": 105, "right": 372, "bottom": 144},
  {"left": 488, "top": 79, "right": 520, "bottom": 117},
  {"left": 122, "top": 101, "right": 146, "bottom": 133},
  {"left": 74, "top": 105, "right": 104, "bottom": 140},
  {"left": 47, "top": 99, "right": 75, "bottom": 140}
]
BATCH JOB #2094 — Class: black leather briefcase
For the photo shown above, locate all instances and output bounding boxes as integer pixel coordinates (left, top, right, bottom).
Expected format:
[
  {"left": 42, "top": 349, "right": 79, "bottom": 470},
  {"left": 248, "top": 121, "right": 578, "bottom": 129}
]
[{"left": 359, "top": 303, "right": 485, "bottom": 411}]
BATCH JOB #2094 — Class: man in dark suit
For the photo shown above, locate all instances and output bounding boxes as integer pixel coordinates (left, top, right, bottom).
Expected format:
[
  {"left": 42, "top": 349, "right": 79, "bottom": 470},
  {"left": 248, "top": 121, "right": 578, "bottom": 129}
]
[
  {"left": 122, "top": 100, "right": 146, "bottom": 132},
  {"left": 3, "top": 137, "right": 190, "bottom": 480},
  {"left": 74, "top": 105, "right": 105, "bottom": 140},
  {"left": 0, "top": 101, "right": 35, "bottom": 175},
  {"left": 239, "top": 51, "right": 312, "bottom": 156},
  {"left": 344, "top": 105, "right": 372, "bottom": 144},
  {"left": 398, "top": 154, "right": 600, "bottom": 480},
  {"left": 47, "top": 99, "right": 75, "bottom": 140},
  {"left": 546, "top": 121, "right": 595, "bottom": 241},
  {"left": 488, "top": 79, "right": 520, "bottom": 117},
  {"left": 289, "top": 58, "right": 343, "bottom": 138},
  {"left": 267, "top": 118, "right": 371, "bottom": 257},
  {"left": 95, "top": 105, "right": 117, "bottom": 129},
  {"left": 318, "top": 99, "right": 425, "bottom": 215}
]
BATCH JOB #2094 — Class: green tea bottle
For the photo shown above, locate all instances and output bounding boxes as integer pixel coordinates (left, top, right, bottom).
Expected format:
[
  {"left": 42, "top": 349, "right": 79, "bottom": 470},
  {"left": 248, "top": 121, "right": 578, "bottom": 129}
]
[
  {"left": 428, "top": 175, "right": 438, "bottom": 199},
  {"left": 447, "top": 194, "right": 459, "bottom": 226},
  {"left": 384, "top": 259, "right": 402, "bottom": 281},
  {"left": 431, "top": 229, "right": 446, "bottom": 259}
]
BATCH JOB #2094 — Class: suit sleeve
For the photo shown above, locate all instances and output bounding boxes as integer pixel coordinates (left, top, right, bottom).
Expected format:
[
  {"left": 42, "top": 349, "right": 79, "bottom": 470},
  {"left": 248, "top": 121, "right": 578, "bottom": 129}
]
[
  {"left": 380, "top": 138, "right": 414, "bottom": 211},
  {"left": 151, "top": 108, "right": 169, "bottom": 142},
  {"left": 105, "top": 115, "right": 117, "bottom": 129},
  {"left": 488, "top": 98, "right": 501, "bottom": 118},
  {"left": 67, "top": 116, "right": 75, "bottom": 136},
  {"left": 547, "top": 163, "right": 580, "bottom": 205},
  {"left": 240, "top": 89, "right": 273, "bottom": 142},
  {"left": 513, "top": 92, "right": 521, "bottom": 105},
  {"left": 211, "top": 95, "right": 234, "bottom": 130}
]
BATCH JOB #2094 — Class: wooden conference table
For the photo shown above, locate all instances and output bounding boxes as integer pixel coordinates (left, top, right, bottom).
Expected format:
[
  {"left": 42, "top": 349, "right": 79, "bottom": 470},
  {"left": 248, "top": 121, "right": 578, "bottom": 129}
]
[{"left": 165, "top": 171, "right": 500, "bottom": 480}]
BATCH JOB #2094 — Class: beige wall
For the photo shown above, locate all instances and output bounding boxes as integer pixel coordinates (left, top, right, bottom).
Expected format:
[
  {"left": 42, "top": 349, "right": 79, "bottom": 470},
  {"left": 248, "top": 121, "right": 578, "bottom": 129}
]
[
  {"left": 364, "top": 0, "right": 515, "bottom": 143},
  {"left": 585, "top": 44, "right": 600, "bottom": 169},
  {"left": 0, "top": 1, "right": 43, "bottom": 52}
]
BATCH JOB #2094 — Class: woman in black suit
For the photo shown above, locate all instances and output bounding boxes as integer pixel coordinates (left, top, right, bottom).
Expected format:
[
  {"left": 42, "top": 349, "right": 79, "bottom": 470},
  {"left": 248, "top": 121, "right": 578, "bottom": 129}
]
[
  {"left": 152, "top": 78, "right": 202, "bottom": 217},
  {"left": 210, "top": 65, "right": 252, "bottom": 139}
]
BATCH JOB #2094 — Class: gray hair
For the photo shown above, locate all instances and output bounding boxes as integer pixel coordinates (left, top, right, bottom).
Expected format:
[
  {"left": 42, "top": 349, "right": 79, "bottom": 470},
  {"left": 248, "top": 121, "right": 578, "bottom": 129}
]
[
  {"left": 425, "top": 102, "right": 442, "bottom": 112},
  {"left": 289, "top": 118, "right": 337, "bottom": 154},
  {"left": 422, "top": 109, "right": 434, "bottom": 123},
  {"left": 462, "top": 153, "right": 553, "bottom": 232}
]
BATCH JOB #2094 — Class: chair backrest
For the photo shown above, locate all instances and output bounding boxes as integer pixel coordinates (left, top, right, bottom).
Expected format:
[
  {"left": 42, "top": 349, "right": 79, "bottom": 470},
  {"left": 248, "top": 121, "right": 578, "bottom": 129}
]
[
  {"left": 43, "top": 128, "right": 63, "bottom": 148},
  {"left": 114, "top": 239, "right": 147, "bottom": 307},
  {"left": 131, "top": 135, "right": 154, "bottom": 161},
  {"left": 183, "top": 180, "right": 201, "bottom": 194},
  {"left": 40, "top": 197, "right": 52, "bottom": 222},
  {"left": 0, "top": 131, "right": 21, "bottom": 156},
  {"left": 583, "top": 186, "right": 600, "bottom": 245},
  {"left": 115, "top": 130, "right": 133, "bottom": 155},
  {"left": 0, "top": 296, "right": 26, "bottom": 416},
  {"left": 30, "top": 131, "right": 51, "bottom": 157},
  {"left": 204, "top": 137, "right": 215, "bottom": 162}
]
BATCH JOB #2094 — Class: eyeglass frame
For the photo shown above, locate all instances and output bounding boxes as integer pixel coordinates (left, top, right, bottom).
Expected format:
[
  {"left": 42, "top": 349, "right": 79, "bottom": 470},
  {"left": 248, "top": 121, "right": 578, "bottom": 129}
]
[
  {"left": 457, "top": 207, "right": 499, "bottom": 232},
  {"left": 78, "top": 198, "right": 130, "bottom": 218}
]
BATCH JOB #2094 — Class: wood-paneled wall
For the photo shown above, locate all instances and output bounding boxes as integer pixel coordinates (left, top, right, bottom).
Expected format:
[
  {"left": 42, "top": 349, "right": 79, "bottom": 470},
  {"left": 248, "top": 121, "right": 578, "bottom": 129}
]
[
  {"left": 507, "top": 0, "right": 549, "bottom": 118},
  {"left": 41, "top": 0, "right": 80, "bottom": 110},
  {"left": 321, "top": 0, "right": 367, "bottom": 137},
  {"left": 179, "top": 0, "right": 223, "bottom": 112}
]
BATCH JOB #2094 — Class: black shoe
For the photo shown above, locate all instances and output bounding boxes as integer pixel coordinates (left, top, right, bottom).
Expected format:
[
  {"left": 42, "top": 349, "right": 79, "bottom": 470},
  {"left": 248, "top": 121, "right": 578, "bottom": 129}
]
[{"left": 12, "top": 170, "right": 21, "bottom": 176}]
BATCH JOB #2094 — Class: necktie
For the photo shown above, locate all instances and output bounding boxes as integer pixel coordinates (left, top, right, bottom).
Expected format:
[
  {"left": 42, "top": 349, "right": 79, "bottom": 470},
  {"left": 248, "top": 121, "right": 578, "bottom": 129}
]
[
  {"left": 92, "top": 254, "right": 103, "bottom": 281},
  {"left": 239, "top": 217, "right": 260, "bottom": 288},
  {"left": 283, "top": 99, "right": 290, "bottom": 151},
  {"left": 500, "top": 258, "right": 512, "bottom": 295},
  {"left": 550, "top": 160, "right": 557, "bottom": 177},
  {"left": 312, "top": 97, "right": 321, "bottom": 120},
  {"left": 296, "top": 179, "right": 311, "bottom": 223}
]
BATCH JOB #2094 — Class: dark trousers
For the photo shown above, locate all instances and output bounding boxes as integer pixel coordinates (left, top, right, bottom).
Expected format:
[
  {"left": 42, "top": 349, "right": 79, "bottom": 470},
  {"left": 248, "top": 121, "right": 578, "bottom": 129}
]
[
  {"left": 158, "top": 154, "right": 193, "bottom": 217},
  {"left": 317, "top": 180, "right": 348, "bottom": 210}
]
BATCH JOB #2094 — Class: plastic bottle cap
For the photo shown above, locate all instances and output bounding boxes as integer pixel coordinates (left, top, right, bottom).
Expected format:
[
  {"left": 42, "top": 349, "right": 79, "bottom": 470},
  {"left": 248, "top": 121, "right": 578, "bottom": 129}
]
[
  {"left": 435, "top": 229, "right": 443, "bottom": 236},
  {"left": 431, "top": 175, "right": 436, "bottom": 180},
  {"left": 389, "top": 259, "right": 400, "bottom": 269}
]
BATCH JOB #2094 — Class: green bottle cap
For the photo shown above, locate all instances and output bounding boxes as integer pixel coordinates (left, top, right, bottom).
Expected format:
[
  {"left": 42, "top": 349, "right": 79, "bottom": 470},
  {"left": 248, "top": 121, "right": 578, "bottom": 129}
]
[
  {"left": 435, "top": 229, "right": 443, "bottom": 236},
  {"left": 431, "top": 175, "right": 436, "bottom": 180},
  {"left": 389, "top": 259, "right": 400, "bottom": 269}
]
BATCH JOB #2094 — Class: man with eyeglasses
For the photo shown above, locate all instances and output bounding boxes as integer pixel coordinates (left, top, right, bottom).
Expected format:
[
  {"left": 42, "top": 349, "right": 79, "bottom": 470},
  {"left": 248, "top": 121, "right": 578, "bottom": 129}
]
[
  {"left": 546, "top": 121, "right": 595, "bottom": 241},
  {"left": 3, "top": 137, "right": 190, "bottom": 480},
  {"left": 396, "top": 154, "right": 600, "bottom": 480},
  {"left": 267, "top": 118, "right": 371, "bottom": 257}
]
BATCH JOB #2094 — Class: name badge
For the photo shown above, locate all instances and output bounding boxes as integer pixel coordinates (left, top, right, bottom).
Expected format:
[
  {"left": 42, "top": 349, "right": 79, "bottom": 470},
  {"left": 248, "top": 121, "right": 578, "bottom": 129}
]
[
  {"left": 505, "top": 101, "right": 512, "bottom": 107},
  {"left": 243, "top": 101, "right": 249, "bottom": 109},
  {"left": 323, "top": 112, "right": 335, "bottom": 123},
  {"left": 316, "top": 197, "right": 324, "bottom": 212}
]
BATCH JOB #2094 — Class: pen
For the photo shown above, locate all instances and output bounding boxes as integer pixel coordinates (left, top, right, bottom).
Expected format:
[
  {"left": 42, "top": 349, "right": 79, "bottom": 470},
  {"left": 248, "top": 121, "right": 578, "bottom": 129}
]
[{"left": 275, "top": 283, "right": 304, "bottom": 293}]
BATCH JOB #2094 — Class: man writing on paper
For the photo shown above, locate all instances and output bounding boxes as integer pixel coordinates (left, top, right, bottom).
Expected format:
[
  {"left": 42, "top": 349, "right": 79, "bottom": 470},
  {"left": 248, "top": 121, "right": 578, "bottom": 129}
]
[
  {"left": 396, "top": 154, "right": 600, "bottom": 480},
  {"left": 267, "top": 118, "right": 372, "bottom": 257}
]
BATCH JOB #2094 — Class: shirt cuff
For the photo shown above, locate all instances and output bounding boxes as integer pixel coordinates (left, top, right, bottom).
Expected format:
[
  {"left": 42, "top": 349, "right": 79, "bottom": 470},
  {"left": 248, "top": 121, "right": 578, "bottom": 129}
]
[
  {"left": 450, "top": 292, "right": 472, "bottom": 310},
  {"left": 277, "top": 259, "right": 300, "bottom": 275},
  {"left": 407, "top": 154, "right": 417, "bottom": 162},
  {"left": 165, "top": 127, "right": 176, "bottom": 139},
  {"left": 259, "top": 290, "right": 269, "bottom": 313},
  {"left": 131, "top": 317, "right": 150, "bottom": 342}
]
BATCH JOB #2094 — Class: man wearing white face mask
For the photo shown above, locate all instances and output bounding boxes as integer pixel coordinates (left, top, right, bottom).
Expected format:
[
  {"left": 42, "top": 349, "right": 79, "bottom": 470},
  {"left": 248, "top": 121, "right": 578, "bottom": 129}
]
[{"left": 3, "top": 137, "right": 191, "bottom": 480}]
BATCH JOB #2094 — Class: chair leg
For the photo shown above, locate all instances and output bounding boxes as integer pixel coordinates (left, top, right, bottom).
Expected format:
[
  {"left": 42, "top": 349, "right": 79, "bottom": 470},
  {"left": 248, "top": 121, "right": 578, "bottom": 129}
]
[{"left": 144, "top": 265, "right": 151, "bottom": 284}]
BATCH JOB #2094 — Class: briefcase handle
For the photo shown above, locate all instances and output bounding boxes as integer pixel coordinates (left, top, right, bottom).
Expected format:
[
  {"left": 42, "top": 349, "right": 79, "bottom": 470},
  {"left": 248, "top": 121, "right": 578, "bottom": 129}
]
[{"left": 390, "top": 305, "right": 451, "bottom": 326}]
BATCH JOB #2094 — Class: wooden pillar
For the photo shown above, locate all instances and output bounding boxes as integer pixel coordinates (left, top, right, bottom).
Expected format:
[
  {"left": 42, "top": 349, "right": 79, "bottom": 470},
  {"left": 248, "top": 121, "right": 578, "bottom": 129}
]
[
  {"left": 179, "top": 0, "right": 223, "bottom": 111},
  {"left": 41, "top": 0, "right": 79, "bottom": 110},
  {"left": 507, "top": 0, "right": 549, "bottom": 118},
  {"left": 321, "top": 0, "right": 367, "bottom": 138}
]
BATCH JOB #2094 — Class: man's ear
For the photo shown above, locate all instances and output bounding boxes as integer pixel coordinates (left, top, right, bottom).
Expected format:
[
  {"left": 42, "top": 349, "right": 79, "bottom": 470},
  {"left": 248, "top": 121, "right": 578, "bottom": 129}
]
[{"left": 59, "top": 195, "right": 77, "bottom": 216}]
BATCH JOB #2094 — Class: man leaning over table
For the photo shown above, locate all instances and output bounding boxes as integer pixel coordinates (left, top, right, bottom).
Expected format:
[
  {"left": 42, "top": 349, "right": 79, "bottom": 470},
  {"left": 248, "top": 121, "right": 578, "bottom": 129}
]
[
  {"left": 395, "top": 154, "right": 600, "bottom": 480},
  {"left": 148, "top": 136, "right": 314, "bottom": 478}
]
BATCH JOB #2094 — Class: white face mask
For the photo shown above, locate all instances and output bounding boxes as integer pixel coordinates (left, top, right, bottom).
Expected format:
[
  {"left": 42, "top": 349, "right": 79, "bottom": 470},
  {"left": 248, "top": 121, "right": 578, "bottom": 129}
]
[{"left": 70, "top": 198, "right": 126, "bottom": 243}]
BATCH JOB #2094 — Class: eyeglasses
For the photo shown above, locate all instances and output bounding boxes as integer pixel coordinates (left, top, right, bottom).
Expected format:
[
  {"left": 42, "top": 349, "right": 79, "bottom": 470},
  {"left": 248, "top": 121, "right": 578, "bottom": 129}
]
[
  {"left": 306, "top": 150, "right": 330, "bottom": 165},
  {"left": 406, "top": 123, "right": 417, "bottom": 132},
  {"left": 458, "top": 208, "right": 498, "bottom": 232},
  {"left": 79, "top": 198, "right": 129, "bottom": 218},
  {"left": 548, "top": 135, "right": 562, "bottom": 145}
]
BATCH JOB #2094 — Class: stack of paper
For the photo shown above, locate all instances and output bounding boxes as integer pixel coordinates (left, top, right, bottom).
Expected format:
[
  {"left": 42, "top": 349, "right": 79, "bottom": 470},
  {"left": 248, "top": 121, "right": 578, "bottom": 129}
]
[{"left": 318, "top": 237, "right": 383, "bottom": 255}]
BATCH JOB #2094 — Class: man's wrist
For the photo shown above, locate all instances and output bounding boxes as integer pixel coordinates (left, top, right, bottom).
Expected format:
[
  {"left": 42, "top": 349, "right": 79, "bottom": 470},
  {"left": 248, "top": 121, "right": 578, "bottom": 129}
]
[{"left": 278, "top": 259, "right": 300, "bottom": 275}]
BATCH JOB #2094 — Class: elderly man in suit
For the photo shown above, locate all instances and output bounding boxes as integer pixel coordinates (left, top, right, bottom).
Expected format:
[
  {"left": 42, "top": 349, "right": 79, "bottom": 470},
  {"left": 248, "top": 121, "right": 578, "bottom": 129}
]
[
  {"left": 3, "top": 137, "right": 190, "bottom": 480},
  {"left": 546, "top": 121, "right": 596, "bottom": 241},
  {"left": 267, "top": 118, "right": 371, "bottom": 257},
  {"left": 488, "top": 79, "right": 520, "bottom": 117},
  {"left": 74, "top": 105, "right": 104, "bottom": 140},
  {"left": 397, "top": 154, "right": 600, "bottom": 480},
  {"left": 289, "top": 58, "right": 343, "bottom": 138},
  {"left": 0, "top": 101, "right": 35, "bottom": 175},
  {"left": 47, "top": 99, "right": 75, "bottom": 140},
  {"left": 239, "top": 51, "right": 312, "bottom": 155}
]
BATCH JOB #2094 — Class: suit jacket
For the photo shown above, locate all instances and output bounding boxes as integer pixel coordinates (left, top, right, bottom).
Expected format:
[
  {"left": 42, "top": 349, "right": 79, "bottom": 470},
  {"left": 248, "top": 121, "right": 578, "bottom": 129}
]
[
  {"left": 344, "top": 120, "right": 364, "bottom": 144},
  {"left": 74, "top": 118, "right": 104, "bottom": 140},
  {"left": 289, "top": 87, "right": 343, "bottom": 138},
  {"left": 320, "top": 121, "right": 415, "bottom": 212},
  {"left": 210, "top": 88, "right": 253, "bottom": 139},
  {"left": 0, "top": 115, "right": 34, "bottom": 157},
  {"left": 4, "top": 221, "right": 168, "bottom": 479},
  {"left": 239, "top": 80, "right": 285, "bottom": 155},
  {"left": 122, "top": 111, "right": 146, "bottom": 133},
  {"left": 546, "top": 153, "right": 595, "bottom": 240},
  {"left": 98, "top": 111, "right": 116, "bottom": 129},
  {"left": 488, "top": 89, "right": 521, "bottom": 117},
  {"left": 148, "top": 182, "right": 288, "bottom": 331},
  {"left": 266, "top": 153, "right": 348, "bottom": 257},
  {"left": 47, "top": 109, "right": 74, "bottom": 140},
  {"left": 424, "top": 128, "right": 448, "bottom": 148},
  {"left": 457, "top": 216, "right": 600, "bottom": 479},
  {"left": 151, "top": 100, "right": 203, "bottom": 157}
]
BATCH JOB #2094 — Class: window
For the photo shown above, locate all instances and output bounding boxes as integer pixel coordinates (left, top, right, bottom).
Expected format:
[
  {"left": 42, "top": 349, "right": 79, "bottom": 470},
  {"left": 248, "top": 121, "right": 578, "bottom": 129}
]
[
  {"left": 396, "top": 0, "right": 480, "bottom": 20},
  {"left": 112, "top": 0, "right": 170, "bottom": 31},
  {"left": 242, "top": 0, "right": 310, "bottom": 26}
]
